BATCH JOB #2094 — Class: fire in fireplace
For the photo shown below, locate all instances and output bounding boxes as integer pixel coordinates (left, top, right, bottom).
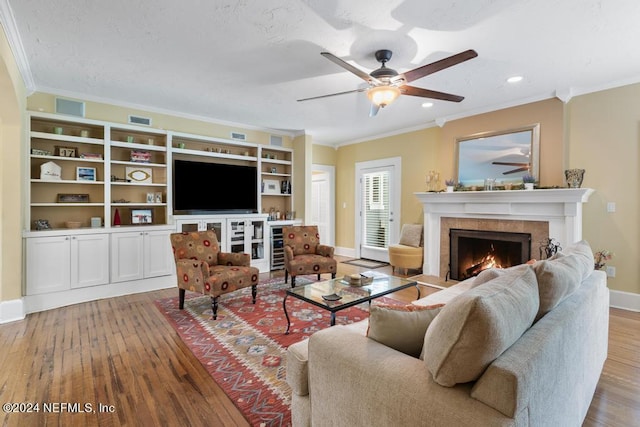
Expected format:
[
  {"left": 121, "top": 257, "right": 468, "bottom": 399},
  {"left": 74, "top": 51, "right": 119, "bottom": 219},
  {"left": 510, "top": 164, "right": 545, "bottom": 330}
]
[{"left": 449, "top": 229, "right": 531, "bottom": 280}]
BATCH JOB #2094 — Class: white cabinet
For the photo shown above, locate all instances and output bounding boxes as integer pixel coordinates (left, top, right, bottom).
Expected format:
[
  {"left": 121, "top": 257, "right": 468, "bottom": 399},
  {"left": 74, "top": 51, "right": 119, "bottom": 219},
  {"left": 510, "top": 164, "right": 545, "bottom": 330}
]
[
  {"left": 26, "top": 233, "right": 109, "bottom": 295},
  {"left": 227, "top": 216, "right": 269, "bottom": 272},
  {"left": 111, "top": 230, "right": 173, "bottom": 283},
  {"left": 175, "top": 217, "right": 225, "bottom": 243}
]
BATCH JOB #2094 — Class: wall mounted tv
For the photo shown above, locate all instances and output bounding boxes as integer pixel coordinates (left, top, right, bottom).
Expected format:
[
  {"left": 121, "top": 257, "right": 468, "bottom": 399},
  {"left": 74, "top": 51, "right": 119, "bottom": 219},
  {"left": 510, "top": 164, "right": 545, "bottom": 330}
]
[{"left": 173, "top": 159, "right": 258, "bottom": 214}]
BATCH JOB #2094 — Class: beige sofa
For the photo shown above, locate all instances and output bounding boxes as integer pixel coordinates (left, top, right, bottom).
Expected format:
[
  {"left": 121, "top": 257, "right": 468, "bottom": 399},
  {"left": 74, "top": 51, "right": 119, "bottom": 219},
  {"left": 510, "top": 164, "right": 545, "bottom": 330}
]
[{"left": 286, "top": 241, "right": 609, "bottom": 426}]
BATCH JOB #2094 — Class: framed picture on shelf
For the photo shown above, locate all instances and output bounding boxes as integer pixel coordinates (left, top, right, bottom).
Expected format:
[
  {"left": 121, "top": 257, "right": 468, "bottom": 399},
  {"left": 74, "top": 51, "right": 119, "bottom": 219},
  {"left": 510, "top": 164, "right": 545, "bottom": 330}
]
[
  {"left": 263, "top": 179, "right": 280, "bottom": 194},
  {"left": 130, "top": 150, "right": 151, "bottom": 163},
  {"left": 131, "top": 209, "right": 153, "bottom": 225},
  {"left": 125, "top": 167, "right": 153, "bottom": 183},
  {"left": 57, "top": 193, "right": 89, "bottom": 203},
  {"left": 76, "top": 167, "right": 96, "bottom": 181},
  {"left": 146, "top": 193, "right": 155, "bottom": 203},
  {"left": 154, "top": 192, "right": 162, "bottom": 203}
]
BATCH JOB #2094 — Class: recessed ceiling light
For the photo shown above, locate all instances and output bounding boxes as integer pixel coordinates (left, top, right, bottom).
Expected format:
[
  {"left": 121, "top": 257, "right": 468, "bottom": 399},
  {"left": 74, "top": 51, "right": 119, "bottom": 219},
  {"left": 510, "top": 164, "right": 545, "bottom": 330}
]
[
  {"left": 422, "top": 102, "right": 434, "bottom": 108},
  {"left": 507, "top": 76, "right": 523, "bottom": 83}
]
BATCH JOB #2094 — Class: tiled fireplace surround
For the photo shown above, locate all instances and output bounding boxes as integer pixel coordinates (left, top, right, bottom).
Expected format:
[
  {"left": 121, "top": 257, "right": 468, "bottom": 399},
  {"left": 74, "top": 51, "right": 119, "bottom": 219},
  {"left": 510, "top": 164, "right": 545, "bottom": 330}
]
[{"left": 414, "top": 188, "right": 594, "bottom": 278}]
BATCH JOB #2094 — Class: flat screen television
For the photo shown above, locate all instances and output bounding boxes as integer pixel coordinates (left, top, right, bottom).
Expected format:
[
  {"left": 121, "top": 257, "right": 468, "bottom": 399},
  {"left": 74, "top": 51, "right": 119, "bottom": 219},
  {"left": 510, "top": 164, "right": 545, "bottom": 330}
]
[{"left": 173, "top": 159, "right": 258, "bottom": 214}]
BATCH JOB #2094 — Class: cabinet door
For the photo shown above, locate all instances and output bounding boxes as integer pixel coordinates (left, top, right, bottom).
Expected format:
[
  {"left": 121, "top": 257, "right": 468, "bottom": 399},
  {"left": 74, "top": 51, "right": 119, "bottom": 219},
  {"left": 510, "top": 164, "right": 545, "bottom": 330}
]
[
  {"left": 202, "top": 220, "right": 225, "bottom": 247},
  {"left": 26, "top": 236, "right": 71, "bottom": 295},
  {"left": 143, "top": 230, "right": 174, "bottom": 278},
  {"left": 111, "top": 232, "right": 144, "bottom": 283},
  {"left": 70, "top": 234, "right": 110, "bottom": 288},
  {"left": 227, "top": 219, "right": 248, "bottom": 254},
  {"left": 176, "top": 219, "right": 201, "bottom": 232}
]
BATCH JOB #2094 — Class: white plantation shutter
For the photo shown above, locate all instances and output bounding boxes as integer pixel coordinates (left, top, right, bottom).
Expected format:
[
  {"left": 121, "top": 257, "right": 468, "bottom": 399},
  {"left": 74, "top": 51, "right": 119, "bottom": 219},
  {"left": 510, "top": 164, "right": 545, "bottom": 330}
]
[{"left": 362, "top": 171, "right": 390, "bottom": 249}]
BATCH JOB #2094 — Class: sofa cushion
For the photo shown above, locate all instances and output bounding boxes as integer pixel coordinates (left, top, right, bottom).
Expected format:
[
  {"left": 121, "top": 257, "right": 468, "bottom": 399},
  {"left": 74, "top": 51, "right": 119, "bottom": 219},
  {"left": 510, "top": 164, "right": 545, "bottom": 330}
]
[
  {"left": 367, "top": 303, "right": 444, "bottom": 358},
  {"left": 399, "top": 224, "right": 423, "bottom": 247},
  {"left": 532, "top": 240, "right": 594, "bottom": 321},
  {"left": 422, "top": 266, "right": 539, "bottom": 386},
  {"left": 470, "top": 263, "right": 531, "bottom": 289}
]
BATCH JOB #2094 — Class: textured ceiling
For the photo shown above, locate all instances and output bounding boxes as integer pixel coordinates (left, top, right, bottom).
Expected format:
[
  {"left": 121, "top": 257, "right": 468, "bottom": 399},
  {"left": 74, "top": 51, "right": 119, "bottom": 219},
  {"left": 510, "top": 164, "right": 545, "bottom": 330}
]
[{"left": 5, "top": 0, "right": 640, "bottom": 145}]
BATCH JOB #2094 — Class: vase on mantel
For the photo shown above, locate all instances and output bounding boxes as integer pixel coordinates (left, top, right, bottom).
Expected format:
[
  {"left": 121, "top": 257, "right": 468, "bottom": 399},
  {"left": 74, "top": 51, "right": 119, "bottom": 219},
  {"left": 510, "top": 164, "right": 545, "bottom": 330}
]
[
  {"left": 446, "top": 186, "right": 454, "bottom": 193},
  {"left": 524, "top": 183, "right": 534, "bottom": 190}
]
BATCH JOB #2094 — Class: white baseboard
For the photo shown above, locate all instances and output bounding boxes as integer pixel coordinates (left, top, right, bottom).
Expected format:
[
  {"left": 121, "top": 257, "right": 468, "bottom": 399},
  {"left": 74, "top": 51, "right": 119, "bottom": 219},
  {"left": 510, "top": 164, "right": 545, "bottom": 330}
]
[
  {"left": 0, "top": 298, "right": 26, "bottom": 324},
  {"left": 23, "top": 275, "right": 175, "bottom": 314},
  {"left": 335, "top": 246, "right": 356, "bottom": 258},
  {"left": 609, "top": 289, "right": 640, "bottom": 312}
]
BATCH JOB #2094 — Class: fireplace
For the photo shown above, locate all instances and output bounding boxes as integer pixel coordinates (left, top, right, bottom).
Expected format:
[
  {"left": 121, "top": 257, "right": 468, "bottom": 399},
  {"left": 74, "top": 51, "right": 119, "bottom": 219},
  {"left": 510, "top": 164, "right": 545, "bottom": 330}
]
[{"left": 449, "top": 229, "right": 531, "bottom": 280}]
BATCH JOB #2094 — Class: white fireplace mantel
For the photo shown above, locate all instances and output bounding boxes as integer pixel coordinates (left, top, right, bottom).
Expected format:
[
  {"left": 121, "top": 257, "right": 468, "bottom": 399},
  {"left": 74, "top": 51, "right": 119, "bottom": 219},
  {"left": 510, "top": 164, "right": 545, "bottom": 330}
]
[{"left": 414, "top": 188, "right": 594, "bottom": 277}]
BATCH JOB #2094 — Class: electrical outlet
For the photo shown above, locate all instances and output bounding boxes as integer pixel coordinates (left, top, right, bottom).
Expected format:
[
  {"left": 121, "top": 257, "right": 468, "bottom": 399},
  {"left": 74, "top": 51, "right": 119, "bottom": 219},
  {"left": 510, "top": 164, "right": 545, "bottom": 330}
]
[
  {"left": 605, "top": 266, "right": 616, "bottom": 278},
  {"left": 606, "top": 202, "right": 616, "bottom": 213}
]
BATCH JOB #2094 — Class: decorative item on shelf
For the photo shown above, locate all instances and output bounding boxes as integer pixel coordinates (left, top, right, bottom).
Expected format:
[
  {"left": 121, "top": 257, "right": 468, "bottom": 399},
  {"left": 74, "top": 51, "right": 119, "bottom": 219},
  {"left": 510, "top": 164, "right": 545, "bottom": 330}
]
[
  {"left": 147, "top": 138, "right": 154, "bottom": 145},
  {"left": 126, "top": 136, "right": 135, "bottom": 143},
  {"left": 263, "top": 179, "right": 280, "bottom": 194},
  {"left": 539, "top": 238, "right": 562, "bottom": 260},
  {"left": 425, "top": 170, "right": 440, "bottom": 192},
  {"left": 40, "top": 161, "right": 62, "bottom": 180},
  {"left": 65, "top": 221, "right": 82, "bottom": 229},
  {"left": 522, "top": 174, "right": 536, "bottom": 190},
  {"left": 125, "top": 167, "right": 152, "bottom": 183},
  {"left": 55, "top": 146, "right": 76, "bottom": 157},
  {"left": 53, "top": 126, "right": 63, "bottom": 135},
  {"left": 154, "top": 192, "right": 162, "bottom": 203},
  {"left": 270, "top": 167, "right": 277, "bottom": 173},
  {"left": 111, "top": 175, "right": 131, "bottom": 183},
  {"left": 80, "top": 152, "right": 103, "bottom": 160},
  {"left": 131, "top": 209, "right": 153, "bottom": 225},
  {"left": 91, "top": 217, "right": 101, "bottom": 228},
  {"left": 285, "top": 211, "right": 295, "bottom": 220},
  {"left": 281, "top": 180, "right": 291, "bottom": 194},
  {"left": 594, "top": 249, "right": 614, "bottom": 270},
  {"left": 484, "top": 178, "right": 495, "bottom": 191},
  {"left": 504, "top": 182, "right": 513, "bottom": 190},
  {"left": 34, "top": 219, "right": 51, "bottom": 230},
  {"left": 31, "top": 148, "right": 52, "bottom": 156},
  {"left": 57, "top": 193, "right": 89, "bottom": 203},
  {"left": 80, "top": 130, "right": 90, "bottom": 138},
  {"left": 176, "top": 142, "right": 186, "bottom": 149},
  {"left": 564, "top": 168, "right": 585, "bottom": 188},
  {"left": 112, "top": 198, "right": 130, "bottom": 203},
  {"left": 445, "top": 179, "right": 455, "bottom": 192},
  {"left": 113, "top": 208, "right": 121, "bottom": 226},
  {"left": 76, "top": 166, "right": 96, "bottom": 181},
  {"left": 130, "top": 150, "right": 151, "bottom": 163},
  {"left": 146, "top": 192, "right": 155, "bottom": 203}
]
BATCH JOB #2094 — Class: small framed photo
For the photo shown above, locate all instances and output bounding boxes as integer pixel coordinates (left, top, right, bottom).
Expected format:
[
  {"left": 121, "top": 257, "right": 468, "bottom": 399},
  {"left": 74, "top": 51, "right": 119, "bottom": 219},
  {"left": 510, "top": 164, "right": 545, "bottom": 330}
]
[
  {"left": 270, "top": 167, "right": 277, "bottom": 173},
  {"left": 263, "top": 179, "right": 280, "bottom": 195},
  {"left": 146, "top": 192, "right": 155, "bottom": 203},
  {"left": 76, "top": 167, "right": 96, "bottom": 181},
  {"left": 56, "top": 146, "right": 76, "bottom": 157},
  {"left": 131, "top": 209, "right": 153, "bottom": 224},
  {"left": 154, "top": 192, "right": 163, "bottom": 203}
]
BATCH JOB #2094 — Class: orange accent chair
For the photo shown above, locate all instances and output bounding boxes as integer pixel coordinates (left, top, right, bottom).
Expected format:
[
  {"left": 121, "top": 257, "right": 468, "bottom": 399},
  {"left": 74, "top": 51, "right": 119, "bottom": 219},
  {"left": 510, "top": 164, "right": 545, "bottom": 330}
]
[
  {"left": 283, "top": 225, "right": 337, "bottom": 287},
  {"left": 170, "top": 230, "right": 259, "bottom": 319}
]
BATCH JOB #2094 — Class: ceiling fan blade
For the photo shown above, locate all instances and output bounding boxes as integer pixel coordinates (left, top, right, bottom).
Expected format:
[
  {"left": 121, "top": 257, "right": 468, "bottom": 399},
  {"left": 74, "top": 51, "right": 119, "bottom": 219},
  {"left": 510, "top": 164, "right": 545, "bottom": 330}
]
[
  {"left": 492, "top": 162, "right": 529, "bottom": 167},
  {"left": 502, "top": 167, "right": 530, "bottom": 175},
  {"left": 401, "top": 85, "right": 464, "bottom": 102},
  {"left": 400, "top": 49, "right": 478, "bottom": 83},
  {"left": 297, "top": 87, "right": 366, "bottom": 102},
  {"left": 369, "top": 104, "right": 380, "bottom": 117},
  {"left": 321, "top": 52, "right": 381, "bottom": 84}
]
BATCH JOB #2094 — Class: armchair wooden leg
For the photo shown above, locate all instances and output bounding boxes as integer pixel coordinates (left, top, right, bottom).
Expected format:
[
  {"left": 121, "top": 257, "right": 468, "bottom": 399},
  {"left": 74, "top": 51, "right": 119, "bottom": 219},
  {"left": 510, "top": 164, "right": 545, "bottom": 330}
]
[
  {"left": 251, "top": 284, "right": 257, "bottom": 304},
  {"left": 285, "top": 269, "right": 289, "bottom": 283},
  {"left": 211, "top": 296, "right": 220, "bottom": 320},
  {"left": 317, "top": 274, "right": 321, "bottom": 280},
  {"left": 331, "top": 273, "right": 336, "bottom": 279},
  {"left": 179, "top": 288, "right": 186, "bottom": 310},
  {"left": 291, "top": 276, "right": 296, "bottom": 288}
]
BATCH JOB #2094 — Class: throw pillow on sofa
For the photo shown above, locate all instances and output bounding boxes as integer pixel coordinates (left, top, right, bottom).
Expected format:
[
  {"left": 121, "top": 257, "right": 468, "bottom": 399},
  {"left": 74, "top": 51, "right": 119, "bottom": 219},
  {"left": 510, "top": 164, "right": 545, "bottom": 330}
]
[
  {"left": 532, "top": 240, "right": 594, "bottom": 321},
  {"left": 367, "top": 303, "right": 444, "bottom": 358},
  {"left": 422, "top": 266, "right": 539, "bottom": 387}
]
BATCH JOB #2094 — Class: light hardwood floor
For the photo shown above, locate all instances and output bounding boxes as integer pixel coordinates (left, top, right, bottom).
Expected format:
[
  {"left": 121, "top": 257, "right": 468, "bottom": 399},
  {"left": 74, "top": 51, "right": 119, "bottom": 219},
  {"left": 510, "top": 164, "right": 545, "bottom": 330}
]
[{"left": 1, "top": 260, "right": 638, "bottom": 426}]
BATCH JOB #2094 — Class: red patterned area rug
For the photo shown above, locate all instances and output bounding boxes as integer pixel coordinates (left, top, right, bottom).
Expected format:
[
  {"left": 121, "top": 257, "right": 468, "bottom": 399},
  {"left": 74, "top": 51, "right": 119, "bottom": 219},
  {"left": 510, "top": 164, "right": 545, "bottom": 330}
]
[{"left": 155, "top": 277, "right": 381, "bottom": 427}]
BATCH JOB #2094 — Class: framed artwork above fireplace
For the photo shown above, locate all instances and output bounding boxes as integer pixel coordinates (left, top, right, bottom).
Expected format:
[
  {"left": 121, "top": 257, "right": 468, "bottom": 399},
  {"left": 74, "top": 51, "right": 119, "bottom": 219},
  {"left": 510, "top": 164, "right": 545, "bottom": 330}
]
[{"left": 455, "top": 124, "right": 540, "bottom": 187}]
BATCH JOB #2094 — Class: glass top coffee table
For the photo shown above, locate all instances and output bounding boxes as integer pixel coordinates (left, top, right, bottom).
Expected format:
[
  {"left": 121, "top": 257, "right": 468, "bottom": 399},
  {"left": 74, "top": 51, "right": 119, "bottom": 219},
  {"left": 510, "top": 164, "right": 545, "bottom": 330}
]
[{"left": 283, "top": 271, "right": 420, "bottom": 334}]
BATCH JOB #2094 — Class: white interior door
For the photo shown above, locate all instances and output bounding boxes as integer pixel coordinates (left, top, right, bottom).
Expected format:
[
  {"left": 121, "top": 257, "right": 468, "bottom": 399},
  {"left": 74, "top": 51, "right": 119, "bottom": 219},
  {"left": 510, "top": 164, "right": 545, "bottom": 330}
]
[
  {"left": 355, "top": 158, "right": 401, "bottom": 262},
  {"left": 310, "top": 165, "right": 335, "bottom": 247}
]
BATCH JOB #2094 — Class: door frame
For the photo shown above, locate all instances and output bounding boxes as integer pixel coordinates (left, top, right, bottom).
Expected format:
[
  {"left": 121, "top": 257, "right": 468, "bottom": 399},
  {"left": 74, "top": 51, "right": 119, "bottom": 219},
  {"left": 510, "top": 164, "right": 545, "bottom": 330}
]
[
  {"left": 311, "top": 164, "right": 335, "bottom": 247},
  {"left": 354, "top": 157, "right": 401, "bottom": 260}
]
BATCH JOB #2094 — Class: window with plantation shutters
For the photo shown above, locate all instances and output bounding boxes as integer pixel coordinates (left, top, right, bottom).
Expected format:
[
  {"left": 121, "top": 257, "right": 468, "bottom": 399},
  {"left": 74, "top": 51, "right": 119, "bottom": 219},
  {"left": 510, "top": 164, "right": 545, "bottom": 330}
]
[{"left": 362, "top": 171, "right": 390, "bottom": 249}]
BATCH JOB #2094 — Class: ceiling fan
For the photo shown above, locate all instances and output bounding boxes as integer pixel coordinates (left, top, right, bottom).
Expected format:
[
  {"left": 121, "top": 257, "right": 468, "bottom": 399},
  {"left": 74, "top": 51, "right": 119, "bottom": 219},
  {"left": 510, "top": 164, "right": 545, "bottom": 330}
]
[{"left": 298, "top": 48, "right": 478, "bottom": 116}]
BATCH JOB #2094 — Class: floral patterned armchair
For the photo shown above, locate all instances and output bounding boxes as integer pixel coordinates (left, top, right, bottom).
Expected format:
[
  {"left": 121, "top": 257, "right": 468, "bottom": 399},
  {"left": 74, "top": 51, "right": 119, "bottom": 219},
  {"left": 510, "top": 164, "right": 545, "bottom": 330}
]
[
  {"left": 170, "top": 230, "right": 259, "bottom": 319},
  {"left": 283, "top": 225, "right": 336, "bottom": 287}
]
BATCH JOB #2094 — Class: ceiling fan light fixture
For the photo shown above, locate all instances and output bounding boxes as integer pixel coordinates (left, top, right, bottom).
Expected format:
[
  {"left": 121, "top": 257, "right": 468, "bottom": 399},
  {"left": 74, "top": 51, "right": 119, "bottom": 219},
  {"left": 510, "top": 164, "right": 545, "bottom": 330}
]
[{"left": 367, "top": 85, "right": 401, "bottom": 107}]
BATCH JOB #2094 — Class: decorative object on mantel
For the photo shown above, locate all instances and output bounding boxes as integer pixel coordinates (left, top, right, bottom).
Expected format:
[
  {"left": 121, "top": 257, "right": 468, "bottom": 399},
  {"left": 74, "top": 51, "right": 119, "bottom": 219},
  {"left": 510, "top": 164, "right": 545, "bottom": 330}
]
[
  {"left": 40, "top": 161, "right": 62, "bottom": 180},
  {"left": 564, "top": 168, "right": 585, "bottom": 188},
  {"left": 594, "top": 249, "right": 614, "bottom": 270},
  {"left": 445, "top": 179, "right": 455, "bottom": 192},
  {"left": 426, "top": 170, "right": 440, "bottom": 191},
  {"left": 539, "top": 238, "right": 562, "bottom": 260},
  {"left": 522, "top": 174, "right": 536, "bottom": 190}
]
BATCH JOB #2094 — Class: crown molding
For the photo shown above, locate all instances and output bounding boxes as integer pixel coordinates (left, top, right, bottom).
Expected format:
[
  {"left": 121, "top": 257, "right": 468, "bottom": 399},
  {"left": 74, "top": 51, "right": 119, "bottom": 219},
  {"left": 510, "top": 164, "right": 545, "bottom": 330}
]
[{"left": 0, "top": 0, "right": 35, "bottom": 94}]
